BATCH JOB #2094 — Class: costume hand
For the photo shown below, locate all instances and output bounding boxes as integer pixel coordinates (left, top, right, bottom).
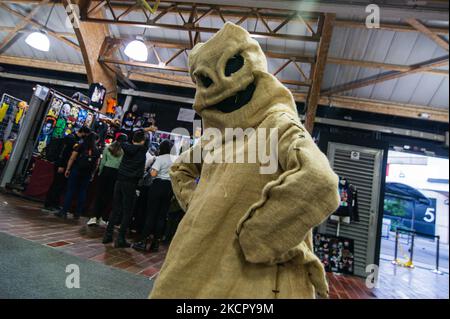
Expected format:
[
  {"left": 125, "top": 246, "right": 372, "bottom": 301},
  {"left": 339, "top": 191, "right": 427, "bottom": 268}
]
[
  {"left": 64, "top": 170, "right": 70, "bottom": 178},
  {"left": 57, "top": 167, "right": 65, "bottom": 174}
]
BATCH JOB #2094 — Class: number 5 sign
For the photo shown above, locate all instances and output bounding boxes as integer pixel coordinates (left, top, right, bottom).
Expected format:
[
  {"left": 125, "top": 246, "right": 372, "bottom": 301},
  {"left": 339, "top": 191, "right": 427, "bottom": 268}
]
[{"left": 424, "top": 207, "right": 435, "bottom": 223}]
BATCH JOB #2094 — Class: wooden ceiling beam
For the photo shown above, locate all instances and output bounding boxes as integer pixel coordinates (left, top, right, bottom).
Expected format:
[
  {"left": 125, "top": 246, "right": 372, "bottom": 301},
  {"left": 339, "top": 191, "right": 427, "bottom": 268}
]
[
  {"left": 304, "top": 13, "right": 335, "bottom": 133},
  {"left": 1, "top": 54, "right": 447, "bottom": 122},
  {"left": 322, "top": 56, "right": 449, "bottom": 96},
  {"left": 0, "top": 1, "right": 448, "bottom": 35},
  {"left": 406, "top": 18, "right": 449, "bottom": 52},
  {"left": 62, "top": 0, "right": 117, "bottom": 112},
  {"left": 328, "top": 57, "right": 449, "bottom": 76},
  {"left": 0, "top": 54, "right": 86, "bottom": 73}
]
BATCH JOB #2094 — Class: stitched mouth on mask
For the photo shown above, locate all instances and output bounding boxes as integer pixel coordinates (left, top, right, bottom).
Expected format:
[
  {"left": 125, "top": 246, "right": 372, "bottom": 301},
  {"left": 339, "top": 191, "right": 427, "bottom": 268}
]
[{"left": 209, "top": 81, "right": 256, "bottom": 113}]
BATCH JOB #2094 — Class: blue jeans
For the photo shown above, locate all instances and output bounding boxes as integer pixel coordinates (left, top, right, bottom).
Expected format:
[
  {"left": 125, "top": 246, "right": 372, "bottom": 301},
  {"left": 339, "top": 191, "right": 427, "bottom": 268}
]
[{"left": 61, "top": 167, "right": 91, "bottom": 217}]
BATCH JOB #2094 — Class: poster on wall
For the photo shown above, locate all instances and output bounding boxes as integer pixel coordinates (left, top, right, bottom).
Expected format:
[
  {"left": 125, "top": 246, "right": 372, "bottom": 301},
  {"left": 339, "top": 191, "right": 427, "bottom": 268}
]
[{"left": 313, "top": 233, "right": 355, "bottom": 275}]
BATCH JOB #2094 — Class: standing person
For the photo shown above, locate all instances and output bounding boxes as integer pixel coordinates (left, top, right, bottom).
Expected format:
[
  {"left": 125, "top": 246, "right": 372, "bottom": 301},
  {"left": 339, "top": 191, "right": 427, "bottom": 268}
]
[
  {"left": 133, "top": 140, "right": 174, "bottom": 253},
  {"left": 102, "top": 127, "right": 156, "bottom": 248},
  {"left": 42, "top": 127, "right": 91, "bottom": 213},
  {"left": 130, "top": 145, "right": 156, "bottom": 234},
  {"left": 86, "top": 134, "right": 127, "bottom": 226},
  {"left": 55, "top": 133, "right": 100, "bottom": 220}
]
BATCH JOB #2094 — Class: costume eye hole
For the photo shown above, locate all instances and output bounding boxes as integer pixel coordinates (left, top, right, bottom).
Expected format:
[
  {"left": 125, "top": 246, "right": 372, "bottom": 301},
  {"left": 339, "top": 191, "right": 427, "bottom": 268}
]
[
  {"left": 225, "top": 54, "right": 244, "bottom": 77},
  {"left": 198, "top": 74, "right": 213, "bottom": 88}
]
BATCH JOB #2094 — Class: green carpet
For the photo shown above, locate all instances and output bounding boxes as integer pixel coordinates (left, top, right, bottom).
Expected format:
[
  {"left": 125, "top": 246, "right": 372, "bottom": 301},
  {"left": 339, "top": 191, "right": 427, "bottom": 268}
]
[{"left": 0, "top": 232, "right": 153, "bottom": 299}]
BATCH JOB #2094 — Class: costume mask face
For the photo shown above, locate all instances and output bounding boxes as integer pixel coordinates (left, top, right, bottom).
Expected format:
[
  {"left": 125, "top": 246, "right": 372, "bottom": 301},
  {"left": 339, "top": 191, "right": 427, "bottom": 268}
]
[
  {"left": 189, "top": 22, "right": 267, "bottom": 115},
  {"left": 61, "top": 103, "right": 71, "bottom": 119}
]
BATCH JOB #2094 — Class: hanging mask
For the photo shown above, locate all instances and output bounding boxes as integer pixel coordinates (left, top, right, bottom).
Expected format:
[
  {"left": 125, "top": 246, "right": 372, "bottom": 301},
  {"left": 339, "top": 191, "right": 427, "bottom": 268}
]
[
  {"left": 85, "top": 112, "right": 94, "bottom": 127},
  {"left": 60, "top": 103, "right": 72, "bottom": 119},
  {"left": 68, "top": 106, "right": 80, "bottom": 123},
  {"left": 53, "top": 118, "right": 67, "bottom": 139},
  {"left": 77, "top": 109, "right": 88, "bottom": 126},
  {"left": 48, "top": 98, "right": 63, "bottom": 118}
]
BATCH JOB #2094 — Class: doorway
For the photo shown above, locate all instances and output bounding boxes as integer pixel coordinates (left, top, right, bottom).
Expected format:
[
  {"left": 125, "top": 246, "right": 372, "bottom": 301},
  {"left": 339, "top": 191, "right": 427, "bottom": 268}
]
[{"left": 379, "top": 150, "right": 449, "bottom": 274}]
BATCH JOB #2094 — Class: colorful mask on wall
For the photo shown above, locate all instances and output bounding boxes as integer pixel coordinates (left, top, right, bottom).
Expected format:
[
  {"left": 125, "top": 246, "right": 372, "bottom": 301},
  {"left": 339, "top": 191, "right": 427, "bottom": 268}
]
[
  {"left": 68, "top": 105, "right": 80, "bottom": 124},
  {"left": 53, "top": 118, "right": 67, "bottom": 139},
  {"left": 76, "top": 109, "right": 88, "bottom": 127},
  {"left": 47, "top": 97, "right": 63, "bottom": 118},
  {"left": 85, "top": 112, "right": 94, "bottom": 128},
  {"left": 37, "top": 117, "right": 57, "bottom": 154},
  {"left": 60, "top": 103, "right": 72, "bottom": 120},
  {"left": 65, "top": 123, "right": 74, "bottom": 136}
]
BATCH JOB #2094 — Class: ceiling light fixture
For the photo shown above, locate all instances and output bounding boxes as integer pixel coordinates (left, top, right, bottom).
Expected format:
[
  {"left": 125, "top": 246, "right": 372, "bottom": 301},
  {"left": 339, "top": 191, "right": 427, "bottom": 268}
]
[
  {"left": 25, "top": 3, "right": 54, "bottom": 52},
  {"left": 25, "top": 31, "right": 50, "bottom": 52},
  {"left": 124, "top": 36, "right": 148, "bottom": 62}
]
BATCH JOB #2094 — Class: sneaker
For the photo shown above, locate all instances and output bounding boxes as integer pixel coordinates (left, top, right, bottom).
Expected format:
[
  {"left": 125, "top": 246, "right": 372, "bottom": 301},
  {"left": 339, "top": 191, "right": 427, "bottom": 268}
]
[
  {"left": 54, "top": 211, "right": 67, "bottom": 219},
  {"left": 41, "top": 207, "right": 58, "bottom": 214},
  {"left": 97, "top": 218, "right": 107, "bottom": 227},
  {"left": 132, "top": 241, "right": 148, "bottom": 252},
  {"left": 87, "top": 217, "right": 98, "bottom": 226}
]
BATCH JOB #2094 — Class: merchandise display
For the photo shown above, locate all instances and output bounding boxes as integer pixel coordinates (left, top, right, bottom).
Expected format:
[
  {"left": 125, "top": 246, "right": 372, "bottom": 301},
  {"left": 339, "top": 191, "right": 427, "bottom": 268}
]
[
  {"left": 313, "top": 234, "right": 355, "bottom": 275},
  {"left": 88, "top": 83, "right": 106, "bottom": 110},
  {"left": 0, "top": 94, "right": 27, "bottom": 171},
  {"left": 35, "top": 93, "right": 98, "bottom": 158},
  {"left": 332, "top": 177, "right": 359, "bottom": 222},
  {"left": 150, "top": 22, "right": 340, "bottom": 299}
]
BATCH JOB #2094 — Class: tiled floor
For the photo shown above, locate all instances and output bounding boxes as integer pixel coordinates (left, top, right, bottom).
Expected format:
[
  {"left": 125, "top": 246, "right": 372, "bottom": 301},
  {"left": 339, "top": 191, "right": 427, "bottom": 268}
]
[{"left": 0, "top": 193, "right": 448, "bottom": 299}]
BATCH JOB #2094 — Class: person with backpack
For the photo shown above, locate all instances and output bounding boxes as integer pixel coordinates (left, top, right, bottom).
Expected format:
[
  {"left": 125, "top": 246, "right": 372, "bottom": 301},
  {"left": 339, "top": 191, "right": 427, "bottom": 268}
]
[
  {"left": 55, "top": 132, "right": 101, "bottom": 220},
  {"left": 133, "top": 140, "right": 174, "bottom": 252},
  {"left": 86, "top": 134, "right": 127, "bottom": 226},
  {"left": 102, "top": 127, "right": 157, "bottom": 248}
]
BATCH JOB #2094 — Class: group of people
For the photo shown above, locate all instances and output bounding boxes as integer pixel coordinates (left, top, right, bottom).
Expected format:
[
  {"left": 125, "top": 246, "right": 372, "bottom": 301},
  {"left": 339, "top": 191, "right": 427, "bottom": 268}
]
[{"left": 42, "top": 125, "right": 177, "bottom": 253}]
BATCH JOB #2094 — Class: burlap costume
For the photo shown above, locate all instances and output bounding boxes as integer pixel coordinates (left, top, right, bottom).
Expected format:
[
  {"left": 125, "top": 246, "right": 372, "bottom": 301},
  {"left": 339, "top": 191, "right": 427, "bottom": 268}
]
[{"left": 150, "top": 22, "right": 340, "bottom": 299}]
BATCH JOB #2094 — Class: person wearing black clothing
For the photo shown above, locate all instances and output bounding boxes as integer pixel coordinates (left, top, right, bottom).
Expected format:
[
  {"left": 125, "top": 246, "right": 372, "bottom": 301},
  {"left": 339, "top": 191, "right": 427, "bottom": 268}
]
[
  {"left": 55, "top": 133, "right": 100, "bottom": 220},
  {"left": 87, "top": 134, "right": 128, "bottom": 226},
  {"left": 133, "top": 140, "right": 174, "bottom": 252},
  {"left": 103, "top": 127, "right": 156, "bottom": 248},
  {"left": 42, "top": 127, "right": 91, "bottom": 213}
]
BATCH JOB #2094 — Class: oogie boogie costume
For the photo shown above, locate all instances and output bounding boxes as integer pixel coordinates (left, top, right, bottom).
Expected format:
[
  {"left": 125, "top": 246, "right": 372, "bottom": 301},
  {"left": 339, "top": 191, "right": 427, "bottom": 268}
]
[{"left": 150, "top": 23, "right": 340, "bottom": 299}]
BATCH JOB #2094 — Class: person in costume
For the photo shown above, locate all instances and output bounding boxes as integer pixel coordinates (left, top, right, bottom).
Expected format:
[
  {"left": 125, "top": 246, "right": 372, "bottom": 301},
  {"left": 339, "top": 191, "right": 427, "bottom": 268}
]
[{"left": 150, "top": 22, "right": 340, "bottom": 299}]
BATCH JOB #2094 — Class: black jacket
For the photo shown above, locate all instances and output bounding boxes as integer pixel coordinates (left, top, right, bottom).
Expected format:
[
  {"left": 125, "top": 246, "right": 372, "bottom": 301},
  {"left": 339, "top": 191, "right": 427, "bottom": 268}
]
[
  {"left": 117, "top": 142, "right": 147, "bottom": 183},
  {"left": 55, "top": 134, "right": 78, "bottom": 168}
]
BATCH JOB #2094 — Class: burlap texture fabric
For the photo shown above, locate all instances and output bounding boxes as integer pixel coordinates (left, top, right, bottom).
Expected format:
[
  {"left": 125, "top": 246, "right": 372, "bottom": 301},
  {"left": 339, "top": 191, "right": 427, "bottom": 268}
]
[{"left": 150, "top": 22, "right": 340, "bottom": 299}]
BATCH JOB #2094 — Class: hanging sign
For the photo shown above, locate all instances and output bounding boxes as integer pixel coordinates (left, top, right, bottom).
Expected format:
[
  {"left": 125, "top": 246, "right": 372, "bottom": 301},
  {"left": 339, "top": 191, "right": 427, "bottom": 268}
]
[{"left": 177, "top": 108, "right": 196, "bottom": 123}]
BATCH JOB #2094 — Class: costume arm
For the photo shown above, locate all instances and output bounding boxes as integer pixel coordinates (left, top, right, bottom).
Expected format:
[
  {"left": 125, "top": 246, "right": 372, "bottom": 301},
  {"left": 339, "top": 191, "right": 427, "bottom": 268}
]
[
  {"left": 169, "top": 144, "right": 202, "bottom": 212},
  {"left": 237, "top": 120, "right": 340, "bottom": 265}
]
